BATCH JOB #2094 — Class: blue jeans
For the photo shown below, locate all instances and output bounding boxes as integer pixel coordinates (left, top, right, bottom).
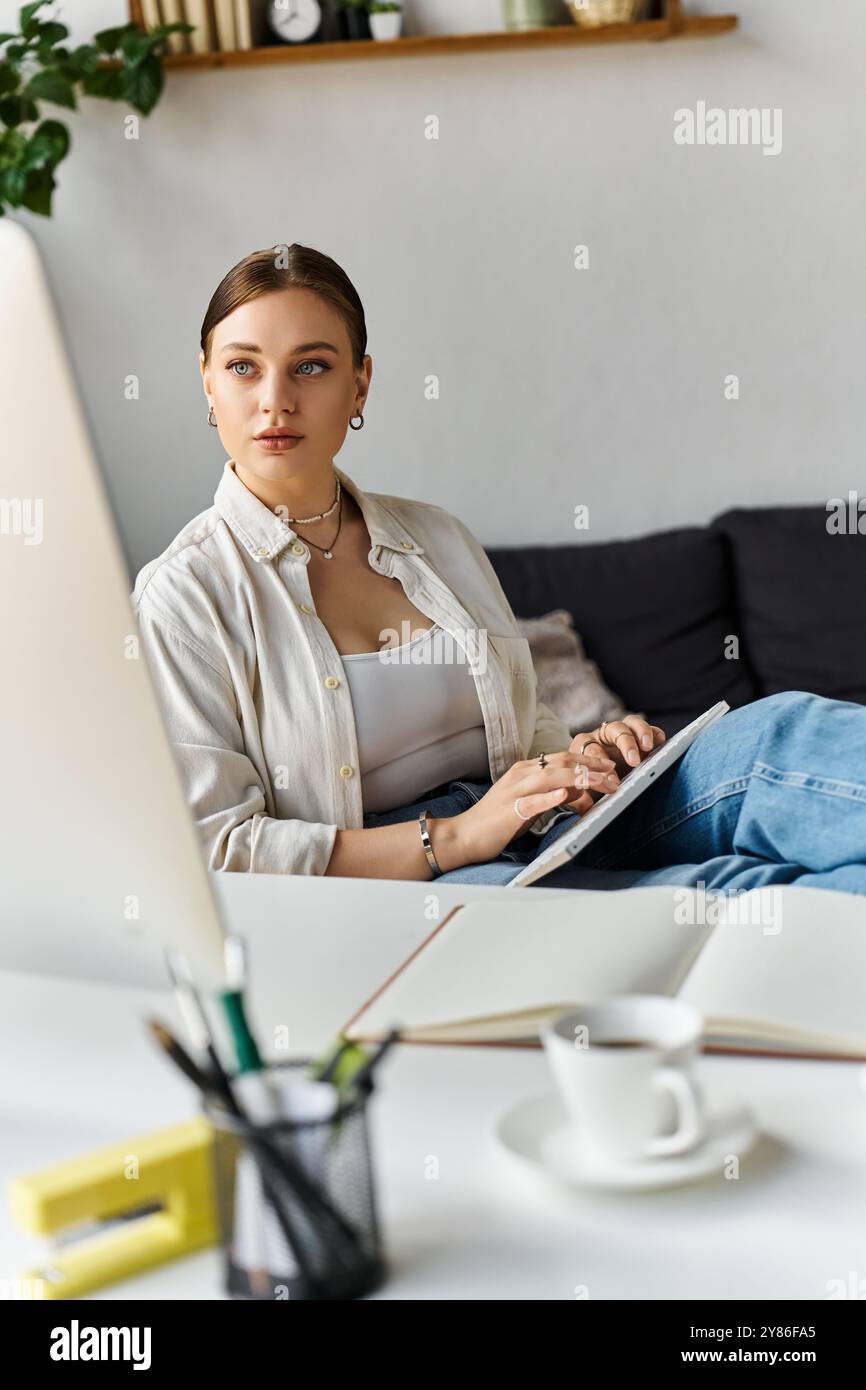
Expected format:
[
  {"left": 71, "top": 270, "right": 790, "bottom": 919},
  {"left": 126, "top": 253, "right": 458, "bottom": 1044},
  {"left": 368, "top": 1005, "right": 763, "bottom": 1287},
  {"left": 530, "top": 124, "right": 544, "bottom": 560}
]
[{"left": 361, "top": 691, "right": 866, "bottom": 895}]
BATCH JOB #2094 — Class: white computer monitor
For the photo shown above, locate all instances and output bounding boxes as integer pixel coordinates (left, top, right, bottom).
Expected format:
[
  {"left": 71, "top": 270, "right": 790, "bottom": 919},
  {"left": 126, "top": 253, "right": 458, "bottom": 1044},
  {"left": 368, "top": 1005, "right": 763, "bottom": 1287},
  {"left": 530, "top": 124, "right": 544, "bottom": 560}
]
[{"left": 0, "top": 220, "right": 228, "bottom": 990}]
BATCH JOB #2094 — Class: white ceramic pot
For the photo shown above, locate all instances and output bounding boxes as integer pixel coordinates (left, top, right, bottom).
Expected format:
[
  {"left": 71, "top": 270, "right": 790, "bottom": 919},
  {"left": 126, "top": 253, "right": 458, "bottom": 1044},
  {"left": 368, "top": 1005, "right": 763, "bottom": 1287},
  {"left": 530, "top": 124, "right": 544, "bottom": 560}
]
[{"left": 369, "top": 11, "right": 402, "bottom": 40}]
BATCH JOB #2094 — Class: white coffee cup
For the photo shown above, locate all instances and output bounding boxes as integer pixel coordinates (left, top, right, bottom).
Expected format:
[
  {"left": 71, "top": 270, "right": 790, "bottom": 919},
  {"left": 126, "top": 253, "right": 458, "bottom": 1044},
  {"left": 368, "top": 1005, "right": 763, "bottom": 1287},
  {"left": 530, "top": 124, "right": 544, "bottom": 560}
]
[{"left": 540, "top": 995, "right": 707, "bottom": 1166}]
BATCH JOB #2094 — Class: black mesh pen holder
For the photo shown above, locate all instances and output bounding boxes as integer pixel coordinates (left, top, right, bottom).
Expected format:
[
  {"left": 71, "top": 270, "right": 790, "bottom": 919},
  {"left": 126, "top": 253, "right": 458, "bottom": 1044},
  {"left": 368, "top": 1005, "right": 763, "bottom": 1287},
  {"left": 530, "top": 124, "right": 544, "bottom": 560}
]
[{"left": 203, "top": 1059, "right": 386, "bottom": 1301}]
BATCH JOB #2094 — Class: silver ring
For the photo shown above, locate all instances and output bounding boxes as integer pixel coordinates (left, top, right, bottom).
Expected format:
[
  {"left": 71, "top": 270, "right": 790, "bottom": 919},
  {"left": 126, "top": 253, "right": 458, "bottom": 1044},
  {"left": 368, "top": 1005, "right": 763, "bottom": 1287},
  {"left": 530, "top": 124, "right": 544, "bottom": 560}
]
[
  {"left": 514, "top": 797, "right": 533, "bottom": 821},
  {"left": 538, "top": 752, "right": 547, "bottom": 768}
]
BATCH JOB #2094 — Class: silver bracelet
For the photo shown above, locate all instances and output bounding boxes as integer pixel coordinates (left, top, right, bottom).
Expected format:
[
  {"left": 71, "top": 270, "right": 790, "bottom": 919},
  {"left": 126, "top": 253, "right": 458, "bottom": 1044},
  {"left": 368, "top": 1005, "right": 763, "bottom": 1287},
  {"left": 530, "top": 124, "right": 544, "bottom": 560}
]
[{"left": 418, "top": 809, "right": 442, "bottom": 878}]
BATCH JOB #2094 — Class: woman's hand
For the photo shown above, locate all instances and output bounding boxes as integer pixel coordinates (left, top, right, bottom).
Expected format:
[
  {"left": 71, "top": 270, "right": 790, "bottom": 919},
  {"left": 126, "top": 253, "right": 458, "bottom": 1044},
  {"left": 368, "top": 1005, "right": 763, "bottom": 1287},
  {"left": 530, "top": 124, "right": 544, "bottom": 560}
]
[
  {"left": 453, "top": 750, "right": 621, "bottom": 866},
  {"left": 566, "top": 715, "right": 667, "bottom": 807}
]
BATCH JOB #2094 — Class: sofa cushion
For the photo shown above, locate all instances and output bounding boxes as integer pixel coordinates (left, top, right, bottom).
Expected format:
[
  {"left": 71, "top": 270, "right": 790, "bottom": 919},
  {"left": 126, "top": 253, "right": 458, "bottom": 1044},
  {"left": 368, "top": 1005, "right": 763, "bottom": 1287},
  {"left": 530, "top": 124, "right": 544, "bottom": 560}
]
[
  {"left": 487, "top": 528, "right": 759, "bottom": 736},
  {"left": 711, "top": 506, "right": 866, "bottom": 704}
]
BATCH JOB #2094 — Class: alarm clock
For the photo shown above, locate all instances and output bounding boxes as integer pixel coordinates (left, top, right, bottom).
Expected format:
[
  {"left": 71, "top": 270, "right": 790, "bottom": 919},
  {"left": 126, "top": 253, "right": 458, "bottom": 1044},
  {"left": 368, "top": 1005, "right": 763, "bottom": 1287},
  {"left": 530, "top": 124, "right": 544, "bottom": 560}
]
[{"left": 268, "top": 0, "right": 323, "bottom": 44}]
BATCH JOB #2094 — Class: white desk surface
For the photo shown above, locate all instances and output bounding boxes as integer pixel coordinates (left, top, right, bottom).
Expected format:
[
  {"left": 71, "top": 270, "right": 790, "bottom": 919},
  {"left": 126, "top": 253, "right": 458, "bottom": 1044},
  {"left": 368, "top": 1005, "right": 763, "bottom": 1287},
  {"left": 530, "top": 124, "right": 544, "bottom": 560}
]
[{"left": 3, "top": 875, "right": 866, "bottom": 1301}]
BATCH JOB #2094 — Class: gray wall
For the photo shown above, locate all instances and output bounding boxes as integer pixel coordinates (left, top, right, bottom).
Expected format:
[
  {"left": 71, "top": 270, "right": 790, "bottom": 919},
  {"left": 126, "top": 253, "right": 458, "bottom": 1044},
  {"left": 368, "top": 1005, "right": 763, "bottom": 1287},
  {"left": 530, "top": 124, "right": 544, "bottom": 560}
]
[{"left": 5, "top": 0, "right": 863, "bottom": 573}]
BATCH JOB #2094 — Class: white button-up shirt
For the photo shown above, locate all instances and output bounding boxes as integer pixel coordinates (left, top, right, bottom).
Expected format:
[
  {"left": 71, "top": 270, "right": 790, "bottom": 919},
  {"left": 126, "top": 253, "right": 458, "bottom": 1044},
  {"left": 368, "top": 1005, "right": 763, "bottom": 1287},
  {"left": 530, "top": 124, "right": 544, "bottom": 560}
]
[{"left": 130, "top": 460, "right": 573, "bottom": 875}]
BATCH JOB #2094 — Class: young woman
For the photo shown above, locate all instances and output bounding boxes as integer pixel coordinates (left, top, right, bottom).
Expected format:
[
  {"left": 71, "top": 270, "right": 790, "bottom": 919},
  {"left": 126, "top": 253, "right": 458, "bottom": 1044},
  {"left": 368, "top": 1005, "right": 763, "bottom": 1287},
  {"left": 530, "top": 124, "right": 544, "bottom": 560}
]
[{"left": 132, "top": 244, "right": 866, "bottom": 898}]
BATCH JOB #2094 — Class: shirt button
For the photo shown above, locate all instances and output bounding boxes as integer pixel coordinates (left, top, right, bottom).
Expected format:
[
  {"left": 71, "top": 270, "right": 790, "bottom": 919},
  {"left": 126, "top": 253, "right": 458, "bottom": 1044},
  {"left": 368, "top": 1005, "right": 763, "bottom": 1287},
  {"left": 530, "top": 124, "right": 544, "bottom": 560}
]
[
  {"left": 400, "top": 539, "right": 413, "bottom": 549},
  {"left": 291, "top": 541, "right": 307, "bottom": 556},
  {"left": 298, "top": 602, "right": 313, "bottom": 614},
  {"left": 256, "top": 547, "right": 269, "bottom": 557},
  {"left": 324, "top": 675, "right": 340, "bottom": 689},
  {"left": 339, "top": 764, "right": 354, "bottom": 778}
]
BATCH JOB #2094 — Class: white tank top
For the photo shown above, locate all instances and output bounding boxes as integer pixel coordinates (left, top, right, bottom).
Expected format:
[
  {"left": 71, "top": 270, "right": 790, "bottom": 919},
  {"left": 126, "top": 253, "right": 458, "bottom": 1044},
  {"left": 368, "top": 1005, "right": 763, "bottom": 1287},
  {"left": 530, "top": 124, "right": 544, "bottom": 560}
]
[{"left": 339, "top": 623, "right": 490, "bottom": 813}]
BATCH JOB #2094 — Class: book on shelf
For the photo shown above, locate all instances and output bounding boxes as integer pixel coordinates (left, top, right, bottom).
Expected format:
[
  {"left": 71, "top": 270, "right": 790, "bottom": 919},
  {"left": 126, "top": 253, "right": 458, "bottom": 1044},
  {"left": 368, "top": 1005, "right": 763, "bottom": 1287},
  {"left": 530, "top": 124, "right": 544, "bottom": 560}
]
[{"left": 136, "top": 2, "right": 270, "bottom": 54}]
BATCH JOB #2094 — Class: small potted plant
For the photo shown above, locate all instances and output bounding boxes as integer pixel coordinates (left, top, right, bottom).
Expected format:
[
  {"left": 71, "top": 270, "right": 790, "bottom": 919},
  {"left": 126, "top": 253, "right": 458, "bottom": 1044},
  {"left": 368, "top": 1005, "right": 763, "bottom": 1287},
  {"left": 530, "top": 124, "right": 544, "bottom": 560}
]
[
  {"left": 334, "top": 0, "right": 372, "bottom": 41},
  {"left": 368, "top": 2, "right": 403, "bottom": 40}
]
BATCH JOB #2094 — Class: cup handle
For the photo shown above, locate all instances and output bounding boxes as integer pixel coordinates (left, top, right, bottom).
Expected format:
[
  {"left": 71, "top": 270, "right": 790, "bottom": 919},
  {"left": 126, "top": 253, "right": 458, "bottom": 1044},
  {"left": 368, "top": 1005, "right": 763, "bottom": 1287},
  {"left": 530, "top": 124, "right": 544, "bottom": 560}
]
[{"left": 646, "top": 1066, "right": 706, "bottom": 1157}]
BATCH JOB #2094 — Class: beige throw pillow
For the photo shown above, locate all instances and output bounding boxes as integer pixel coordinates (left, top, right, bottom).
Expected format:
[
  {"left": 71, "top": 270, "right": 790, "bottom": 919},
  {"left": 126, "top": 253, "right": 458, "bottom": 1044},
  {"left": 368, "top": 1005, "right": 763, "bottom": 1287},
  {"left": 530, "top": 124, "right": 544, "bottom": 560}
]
[{"left": 516, "top": 608, "right": 632, "bottom": 736}]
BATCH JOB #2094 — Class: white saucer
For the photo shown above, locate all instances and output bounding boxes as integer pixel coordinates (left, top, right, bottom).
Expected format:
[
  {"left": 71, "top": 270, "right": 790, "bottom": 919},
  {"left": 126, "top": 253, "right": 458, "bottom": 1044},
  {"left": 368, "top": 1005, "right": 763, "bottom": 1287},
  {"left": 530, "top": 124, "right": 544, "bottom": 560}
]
[{"left": 495, "top": 1090, "right": 758, "bottom": 1192}]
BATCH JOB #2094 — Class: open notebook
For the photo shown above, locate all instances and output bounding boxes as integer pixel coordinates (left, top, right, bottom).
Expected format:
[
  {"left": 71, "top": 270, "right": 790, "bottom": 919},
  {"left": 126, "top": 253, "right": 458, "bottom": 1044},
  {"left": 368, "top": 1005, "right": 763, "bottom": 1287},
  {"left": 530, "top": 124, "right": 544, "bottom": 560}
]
[{"left": 341, "top": 886, "right": 866, "bottom": 1061}]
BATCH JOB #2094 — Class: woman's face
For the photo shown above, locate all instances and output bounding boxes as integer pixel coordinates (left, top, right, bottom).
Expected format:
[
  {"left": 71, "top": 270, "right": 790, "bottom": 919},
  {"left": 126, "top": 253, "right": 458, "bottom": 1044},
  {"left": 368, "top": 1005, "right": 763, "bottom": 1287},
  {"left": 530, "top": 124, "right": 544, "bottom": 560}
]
[{"left": 200, "top": 287, "right": 371, "bottom": 488}]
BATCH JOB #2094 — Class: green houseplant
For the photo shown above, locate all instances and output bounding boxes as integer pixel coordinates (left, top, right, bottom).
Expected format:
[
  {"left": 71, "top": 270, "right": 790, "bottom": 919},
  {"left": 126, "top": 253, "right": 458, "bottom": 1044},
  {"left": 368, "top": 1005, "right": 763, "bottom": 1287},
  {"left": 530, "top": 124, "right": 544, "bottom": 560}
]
[{"left": 0, "top": 0, "right": 191, "bottom": 218}]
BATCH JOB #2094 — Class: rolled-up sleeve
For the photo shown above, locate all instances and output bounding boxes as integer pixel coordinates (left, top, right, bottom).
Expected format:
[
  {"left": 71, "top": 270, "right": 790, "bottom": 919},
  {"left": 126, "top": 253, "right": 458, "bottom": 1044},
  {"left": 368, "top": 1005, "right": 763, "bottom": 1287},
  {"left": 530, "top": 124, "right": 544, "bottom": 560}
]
[
  {"left": 133, "top": 603, "right": 339, "bottom": 875},
  {"left": 526, "top": 697, "right": 572, "bottom": 759}
]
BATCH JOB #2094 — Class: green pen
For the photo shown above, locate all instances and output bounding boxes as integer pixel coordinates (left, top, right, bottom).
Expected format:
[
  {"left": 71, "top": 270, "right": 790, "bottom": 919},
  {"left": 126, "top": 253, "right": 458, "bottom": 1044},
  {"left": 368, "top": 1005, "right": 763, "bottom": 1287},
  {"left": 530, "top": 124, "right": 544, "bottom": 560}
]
[{"left": 220, "top": 935, "right": 264, "bottom": 1079}]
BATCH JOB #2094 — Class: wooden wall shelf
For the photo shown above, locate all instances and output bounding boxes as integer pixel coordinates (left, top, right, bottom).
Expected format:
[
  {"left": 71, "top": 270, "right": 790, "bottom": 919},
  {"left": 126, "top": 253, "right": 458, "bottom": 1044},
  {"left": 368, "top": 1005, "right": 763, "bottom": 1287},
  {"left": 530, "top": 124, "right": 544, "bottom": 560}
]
[{"left": 125, "top": 7, "right": 738, "bottom": 71}]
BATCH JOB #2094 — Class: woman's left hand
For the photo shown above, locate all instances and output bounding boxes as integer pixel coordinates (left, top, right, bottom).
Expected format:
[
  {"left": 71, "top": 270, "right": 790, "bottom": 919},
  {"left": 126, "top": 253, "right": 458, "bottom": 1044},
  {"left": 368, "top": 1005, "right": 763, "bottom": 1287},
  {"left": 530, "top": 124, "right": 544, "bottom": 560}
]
[{"left": 564, "top": 715, "right": 666, "bottom": 809}]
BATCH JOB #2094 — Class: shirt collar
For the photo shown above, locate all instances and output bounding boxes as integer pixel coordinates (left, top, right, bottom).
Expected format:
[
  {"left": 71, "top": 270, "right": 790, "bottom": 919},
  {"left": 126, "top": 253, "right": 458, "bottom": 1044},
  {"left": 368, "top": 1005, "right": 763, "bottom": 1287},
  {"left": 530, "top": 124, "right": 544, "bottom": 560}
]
[{"left": 213, "top": 459, "right": 425, "bottom": 563}]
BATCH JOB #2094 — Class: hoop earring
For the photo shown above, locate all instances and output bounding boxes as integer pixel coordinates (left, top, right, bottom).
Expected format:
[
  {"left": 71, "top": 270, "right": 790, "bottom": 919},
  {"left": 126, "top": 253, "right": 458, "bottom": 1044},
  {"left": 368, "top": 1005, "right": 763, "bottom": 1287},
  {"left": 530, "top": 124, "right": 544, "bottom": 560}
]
[
  {"left": 349, "top": 411, "right": 364, "bottom": 431},
  {"left": 207, "top": 407, "right": 217, "bottom": 427}
]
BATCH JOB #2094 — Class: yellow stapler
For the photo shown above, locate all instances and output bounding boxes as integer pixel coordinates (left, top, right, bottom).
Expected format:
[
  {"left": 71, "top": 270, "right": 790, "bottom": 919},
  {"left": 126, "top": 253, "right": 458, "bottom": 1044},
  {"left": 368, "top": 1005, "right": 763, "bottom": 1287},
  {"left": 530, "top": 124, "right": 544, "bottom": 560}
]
[{"left": 7, "top": 1116, "right": 221, "bottom": 1299}]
